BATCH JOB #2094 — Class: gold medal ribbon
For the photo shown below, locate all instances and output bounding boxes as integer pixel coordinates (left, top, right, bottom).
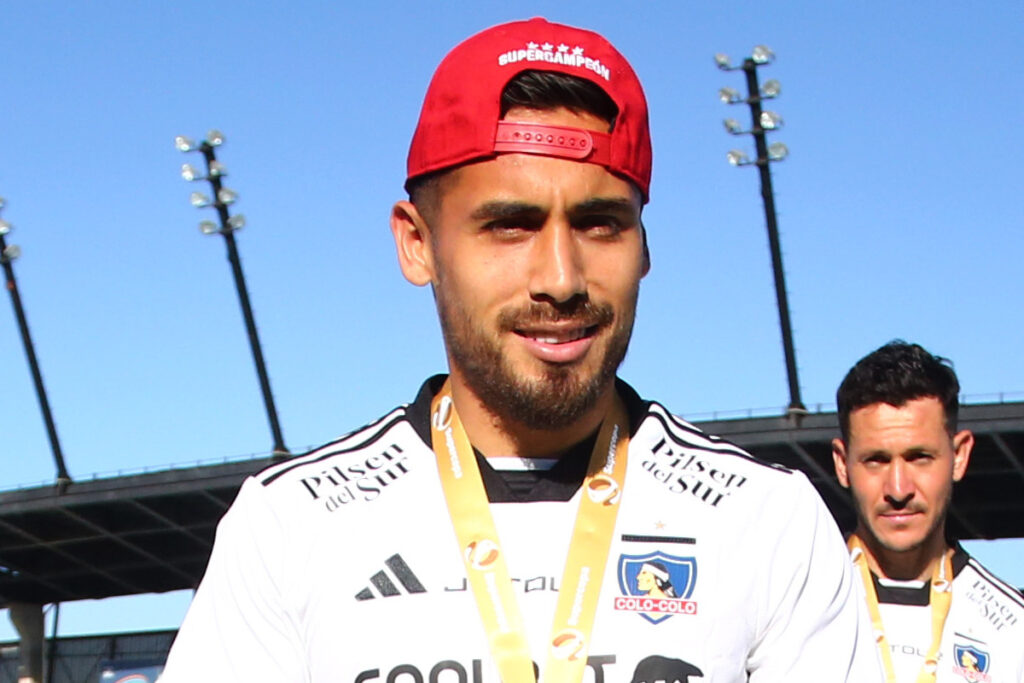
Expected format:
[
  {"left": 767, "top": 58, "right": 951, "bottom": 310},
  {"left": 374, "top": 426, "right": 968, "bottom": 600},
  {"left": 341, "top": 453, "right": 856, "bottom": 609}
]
[
  {"left": 848, "top": 535, "right": 954, "bottom": 683},
  {"left": 430, "top": 380, "right": 629, "bottom": 683}
]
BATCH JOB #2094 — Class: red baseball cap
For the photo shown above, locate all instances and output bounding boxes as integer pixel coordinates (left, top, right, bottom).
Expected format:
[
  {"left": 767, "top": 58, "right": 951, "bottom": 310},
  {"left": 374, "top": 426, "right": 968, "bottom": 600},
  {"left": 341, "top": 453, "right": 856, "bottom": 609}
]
[{"left": 405, "top": 17, "right": 652, "bottom": 202}]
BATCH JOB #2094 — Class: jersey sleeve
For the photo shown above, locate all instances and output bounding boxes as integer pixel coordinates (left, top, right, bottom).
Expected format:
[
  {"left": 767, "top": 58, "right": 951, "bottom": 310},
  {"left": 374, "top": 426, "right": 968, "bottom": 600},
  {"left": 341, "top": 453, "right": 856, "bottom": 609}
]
[
  {"left": 159, "top": 477, "right": 308, "bottom": 683},
  {"left": 746, "top": 472, "right": 883, "bottom": 682}
]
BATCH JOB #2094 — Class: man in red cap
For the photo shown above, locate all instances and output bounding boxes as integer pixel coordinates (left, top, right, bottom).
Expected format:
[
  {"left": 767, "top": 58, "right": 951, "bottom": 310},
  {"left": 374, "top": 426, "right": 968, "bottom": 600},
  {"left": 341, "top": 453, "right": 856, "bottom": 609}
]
[{"left": 162, "top": 19, "right": 881, "bottom": 682}]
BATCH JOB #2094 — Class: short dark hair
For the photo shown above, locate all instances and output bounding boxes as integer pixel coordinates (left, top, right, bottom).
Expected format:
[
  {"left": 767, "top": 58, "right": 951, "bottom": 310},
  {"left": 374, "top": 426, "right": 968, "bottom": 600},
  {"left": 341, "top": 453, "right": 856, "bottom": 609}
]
[
  {"left": 408, "top": 70, "right": 620, "bottom": 217},
  {"left": 499, "top": 70, "right": 618, "bottom": 128},
  {"left": 836, "top": 340, "right": 960, "bottom": 440}
]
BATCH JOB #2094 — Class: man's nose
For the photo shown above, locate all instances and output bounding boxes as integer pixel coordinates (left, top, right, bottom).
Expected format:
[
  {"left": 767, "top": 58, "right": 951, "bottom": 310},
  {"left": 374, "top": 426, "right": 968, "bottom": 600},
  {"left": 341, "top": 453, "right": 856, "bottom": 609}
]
[
  {"left": 884, "top": 460, "right": 915, "bottom": 505},
  {"left": 528, "top": 221, "right": 585, "bottom": 304}
]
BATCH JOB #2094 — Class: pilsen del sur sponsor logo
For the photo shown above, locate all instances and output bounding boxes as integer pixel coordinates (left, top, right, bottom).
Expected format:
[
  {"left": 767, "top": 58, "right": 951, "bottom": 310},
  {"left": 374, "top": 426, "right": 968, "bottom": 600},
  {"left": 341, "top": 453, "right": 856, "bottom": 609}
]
[
  {"left": 642, "top": 438, "right": 747, "bottom": 507},
  {"left": 298, "top": 444, "right": 411, "bottom": 510},
  {"left": 965, "top": 578, "right": 1020, "bottom": 632},
  {"left": 497, "top": 41, "right": 611, "bottom": 81}
]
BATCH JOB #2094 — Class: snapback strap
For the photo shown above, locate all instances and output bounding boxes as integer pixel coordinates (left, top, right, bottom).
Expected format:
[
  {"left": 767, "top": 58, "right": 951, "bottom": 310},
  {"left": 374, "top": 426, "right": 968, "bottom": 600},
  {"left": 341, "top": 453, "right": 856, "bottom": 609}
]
[{"left": 494, "top": 121, "right": 611, "bottom": 164}]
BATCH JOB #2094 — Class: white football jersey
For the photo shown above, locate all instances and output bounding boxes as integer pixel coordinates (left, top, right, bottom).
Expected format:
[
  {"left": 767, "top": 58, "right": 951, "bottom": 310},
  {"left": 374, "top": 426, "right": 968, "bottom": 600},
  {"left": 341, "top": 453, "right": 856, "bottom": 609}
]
[
  {"left": 870, "top": 549, "right": 1024, "bottom": 682},
  {"left": 161, "top": 378, "right": 882, "bottom": 682}
]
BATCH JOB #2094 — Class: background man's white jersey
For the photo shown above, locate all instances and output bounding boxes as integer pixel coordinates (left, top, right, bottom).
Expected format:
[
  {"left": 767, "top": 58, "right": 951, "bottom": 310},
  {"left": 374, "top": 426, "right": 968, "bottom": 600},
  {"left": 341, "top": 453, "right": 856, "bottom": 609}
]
[
  {"left": 868, "top": 548, "right": 1024, "bottom": 682},
  {"left": 162, "top": 378, "right": 881, "bottom": 682}
]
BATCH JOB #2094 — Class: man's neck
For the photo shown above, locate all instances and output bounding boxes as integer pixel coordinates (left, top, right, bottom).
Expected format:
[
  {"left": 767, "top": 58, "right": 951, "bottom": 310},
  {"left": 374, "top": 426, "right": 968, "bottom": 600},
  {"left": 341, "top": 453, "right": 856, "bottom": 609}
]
[
  {"left": 854, "top": 526, "right": 949, "bottom": 582},
  {"left": 447, "top": 374, "right": 614, "bottom": 459}
]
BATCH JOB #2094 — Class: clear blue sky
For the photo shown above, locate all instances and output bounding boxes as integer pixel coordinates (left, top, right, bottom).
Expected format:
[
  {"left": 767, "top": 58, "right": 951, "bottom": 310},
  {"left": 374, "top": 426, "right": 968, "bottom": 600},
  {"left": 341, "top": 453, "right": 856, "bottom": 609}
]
[{"left": 0, "top": 0, "right": 1021, "bottom": 639}]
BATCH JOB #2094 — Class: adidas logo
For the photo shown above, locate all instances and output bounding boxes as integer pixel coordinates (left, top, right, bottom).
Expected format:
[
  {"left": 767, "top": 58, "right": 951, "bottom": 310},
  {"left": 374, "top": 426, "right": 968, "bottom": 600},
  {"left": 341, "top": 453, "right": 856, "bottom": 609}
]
[{"left": 354, "top": 554, "right": 426, "bottom": 601}]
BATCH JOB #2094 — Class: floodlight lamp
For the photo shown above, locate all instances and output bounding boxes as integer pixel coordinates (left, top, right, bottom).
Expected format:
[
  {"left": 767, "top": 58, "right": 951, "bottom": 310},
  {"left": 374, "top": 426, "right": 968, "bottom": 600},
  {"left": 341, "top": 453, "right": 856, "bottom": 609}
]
[
  {"left": 217, "top": 188, "right": 239, "bottom": 205},
  {"left": 751, "top": 45, "right": 775, "bottom": 65},
  {"left": 0, "top": 220, "right": 10, "bottom": 235},
  {"left": 767, "top": 142, "right": 789, "bottom": 161},
  {"left": 190, "top": 191, "right": 212, "bottom": 208},
  {"left": 228, "top": 214, "right": 246, "bottom": 230},
  {"left": 207, "top": 130, "right": 225, "bottom": 147},
  {"left": 761, "top": 79, "right": 782, "bottom": 98},
  {"left": 208, "top": 160, "right": 227, "bottom": 177},
  {"left": 714, "top": 53, "right": 732, "bottom": 70},
  {"left": 727, "top": 149, "right": 751, "bottom": 166},
  {"left": 760, "top": 111, "right": 784, "bottom": 130},
  {"left": 719, "top": 87, "right": 742, "bottom": 104},
  {"left": 181, "top": 163, "right": 203, "bottom": 182},
  {"left": 199, "top": 220, "right": 219, "bottom": 235},
  {"left": 723, "top": 118, "right": 744, "bottom": 134},
  {"left": 2, "top": 244, "right": 21, "bottom": 262},
  {"left": 175, "top": 135, "right": 198, "bottom": 153}
]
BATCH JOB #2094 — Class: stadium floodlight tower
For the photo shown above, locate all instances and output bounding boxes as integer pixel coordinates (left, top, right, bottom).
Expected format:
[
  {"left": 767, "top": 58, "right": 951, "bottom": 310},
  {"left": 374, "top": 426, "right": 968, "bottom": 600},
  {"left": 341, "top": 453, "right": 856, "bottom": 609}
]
[
  {"left": 0, "top": 198, "right": 72, "bottom": 490},
  {"left": 176, "top": 131, "right": 289, "bottom": 459},
  {"left": 716, "top": 46, "right": 807, "bottom": 420}
]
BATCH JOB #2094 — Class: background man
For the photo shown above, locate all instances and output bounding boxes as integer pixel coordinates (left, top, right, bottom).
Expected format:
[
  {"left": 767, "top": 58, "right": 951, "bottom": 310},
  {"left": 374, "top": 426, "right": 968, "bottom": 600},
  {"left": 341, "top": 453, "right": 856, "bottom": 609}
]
[
  {"left": 161, "top": 18, "right": 879, "bottom": 682},
  {"left": 833, "top": 341, "right": 1024, "bottom": 682}
]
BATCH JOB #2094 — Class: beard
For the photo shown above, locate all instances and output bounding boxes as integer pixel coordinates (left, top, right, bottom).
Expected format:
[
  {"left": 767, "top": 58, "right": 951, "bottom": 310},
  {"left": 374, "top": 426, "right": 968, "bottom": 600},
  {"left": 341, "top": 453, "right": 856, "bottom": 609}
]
[{"left": 435, "top": 286, "right": 637, "bottom": 431}]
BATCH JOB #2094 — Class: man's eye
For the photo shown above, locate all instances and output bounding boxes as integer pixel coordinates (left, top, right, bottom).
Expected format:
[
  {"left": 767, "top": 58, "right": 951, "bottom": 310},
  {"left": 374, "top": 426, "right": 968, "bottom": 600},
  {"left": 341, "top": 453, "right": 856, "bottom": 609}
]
[
  {"left": 576, "top": 216, "right": 624, "bottom": 236},
  {"left": 483, "top": 221, "right": 528, "bottom": 235}
]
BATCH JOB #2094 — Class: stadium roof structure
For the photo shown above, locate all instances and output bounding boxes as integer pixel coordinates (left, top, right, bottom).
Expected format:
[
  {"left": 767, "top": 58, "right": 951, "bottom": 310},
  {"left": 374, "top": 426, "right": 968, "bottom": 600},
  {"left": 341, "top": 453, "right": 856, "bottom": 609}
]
[
  {"left": 0, "top": 458, "right": 277, "bottom": 606},
  {"left": 0, "top": 401, "right": 1022, "bottom": 607}
]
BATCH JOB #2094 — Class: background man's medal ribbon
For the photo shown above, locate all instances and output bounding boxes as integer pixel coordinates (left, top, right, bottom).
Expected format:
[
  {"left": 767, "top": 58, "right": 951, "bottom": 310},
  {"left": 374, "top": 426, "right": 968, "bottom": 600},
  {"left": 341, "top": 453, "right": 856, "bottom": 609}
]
[{"left": 848, "top": 535, "right": 953, "bottom": 683}]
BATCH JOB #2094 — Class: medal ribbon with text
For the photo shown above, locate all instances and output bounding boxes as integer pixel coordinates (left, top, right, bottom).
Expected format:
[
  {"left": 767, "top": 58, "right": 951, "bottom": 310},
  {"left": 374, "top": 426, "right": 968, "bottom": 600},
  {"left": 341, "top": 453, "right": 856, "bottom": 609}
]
[
  {"left": 430, "top": 380, "right": 629, "bottom": 683},
  {"left": 848, "top": 535, "right": 954, "bottom": 683}
]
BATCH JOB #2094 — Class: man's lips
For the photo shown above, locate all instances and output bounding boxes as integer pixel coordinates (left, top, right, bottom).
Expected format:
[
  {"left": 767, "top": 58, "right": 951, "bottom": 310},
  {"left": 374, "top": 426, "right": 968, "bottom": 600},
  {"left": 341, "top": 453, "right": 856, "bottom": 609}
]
[
  {"left": 877, "top": 510, "right": 924, "bottom": 525},
  {"left": 497, "top": 299, "right": 614, "bottom": 363},
  {"left": 514, "top": 323, "right": 600, "bottom": 363},
  {"left": 514, "top": 323, "right": 598, "bottom": 344}
]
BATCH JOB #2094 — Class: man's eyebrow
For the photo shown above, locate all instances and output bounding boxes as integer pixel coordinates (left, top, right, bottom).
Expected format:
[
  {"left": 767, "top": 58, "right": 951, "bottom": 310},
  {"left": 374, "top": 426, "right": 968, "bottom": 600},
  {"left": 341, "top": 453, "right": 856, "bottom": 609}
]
[
  {"left": 468, "top": 197, "right": 639, "bottom": 223},
  {"left": 469, "top": 201, "right": 546, "bottom": 222},
  {"left": 859, "top": 449, "right": 892, "bottom": 460},
  {"left": 568, "top": 197, "right": 639, "bottom": 219}
]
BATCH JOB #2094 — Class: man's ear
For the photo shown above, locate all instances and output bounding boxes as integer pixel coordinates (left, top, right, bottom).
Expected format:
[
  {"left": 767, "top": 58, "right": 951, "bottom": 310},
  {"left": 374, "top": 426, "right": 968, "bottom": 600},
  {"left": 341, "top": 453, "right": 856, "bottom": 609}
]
[
  {"left": 832, "top": 438, "right": 851, "bottom": 488},
  {"left": 390, "top": 200, "right": 435, "bottom": 286},
  {"left": 951, "top": 429, "right": 974, "bottom": 482},
  {"left": 640, "top": 223, "right": 651, "bottom": 277}
]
